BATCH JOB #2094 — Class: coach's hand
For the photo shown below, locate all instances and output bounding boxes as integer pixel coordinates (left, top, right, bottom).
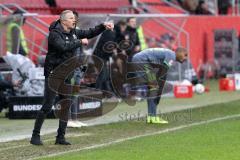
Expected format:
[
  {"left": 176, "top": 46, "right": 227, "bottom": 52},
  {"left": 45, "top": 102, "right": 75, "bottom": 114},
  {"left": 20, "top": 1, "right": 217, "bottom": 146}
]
[
  {"left": 103, "top": 22, "right": 114, "bottom": 30},
  {"left": 81, "top": 38, "right": 88, "bottom": 45}
]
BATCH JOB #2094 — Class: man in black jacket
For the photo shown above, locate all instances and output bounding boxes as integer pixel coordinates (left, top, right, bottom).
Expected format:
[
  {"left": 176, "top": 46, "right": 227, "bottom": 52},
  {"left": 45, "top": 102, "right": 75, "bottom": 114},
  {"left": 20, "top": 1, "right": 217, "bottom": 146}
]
[
  {"left": 125, "top": 17, "right": 140, "bottom": 60},
  {"left": 30, "top": 10, "right": 114, "bottom": 145},
  {"left": 94, "top": 29, "right": 116, "bottom": 96}
]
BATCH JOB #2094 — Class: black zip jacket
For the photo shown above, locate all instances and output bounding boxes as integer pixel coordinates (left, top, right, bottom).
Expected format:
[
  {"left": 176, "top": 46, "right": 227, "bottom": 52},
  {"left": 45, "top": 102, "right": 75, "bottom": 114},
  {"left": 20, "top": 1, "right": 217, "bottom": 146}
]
[{"left": 44, "top": 20, "right": 106, "bottom": 77}]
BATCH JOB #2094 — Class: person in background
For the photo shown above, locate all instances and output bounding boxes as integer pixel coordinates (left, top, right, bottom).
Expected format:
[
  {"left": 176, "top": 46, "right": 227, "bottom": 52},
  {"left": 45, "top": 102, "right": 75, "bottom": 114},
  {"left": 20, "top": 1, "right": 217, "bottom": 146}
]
[
  {"left": 6, "top": 9, "right": 29, "bottom": 56},
  {"left": 218, "top": 0, "right": 231, "bottom": 15},
  {"left": 195, "top": 0, "right": 212, "bottom": 15},
  {"left": 132, "top": 47, "right": 188, "bottom": 124},
  {"left": 67, "top": 11, "right": 88, "bottom": 128},
  {"left": 0, "top": 72, "right": 18, "bottom": 112},
  {"left": 93, "top": 20, "right": 115, "bottom": 99},
  {"left": 125, "top": 17, "right": 140, "bottom": 60}
]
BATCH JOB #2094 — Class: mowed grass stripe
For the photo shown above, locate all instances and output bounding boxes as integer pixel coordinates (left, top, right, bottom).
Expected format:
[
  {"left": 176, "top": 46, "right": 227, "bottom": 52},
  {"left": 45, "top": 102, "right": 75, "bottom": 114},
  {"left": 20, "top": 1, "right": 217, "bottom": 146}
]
[
  {"left": 1, "top": 100, "right": 240, "bottom": 160},
  {"left": 40, "top": 116, "right": 240, "bottom": 160},
  {"left": 34, "top": 114, "right": 240, "bottom": 160},
  {"left": 0, "top": 133, "right": 91, "bottom": 152}
]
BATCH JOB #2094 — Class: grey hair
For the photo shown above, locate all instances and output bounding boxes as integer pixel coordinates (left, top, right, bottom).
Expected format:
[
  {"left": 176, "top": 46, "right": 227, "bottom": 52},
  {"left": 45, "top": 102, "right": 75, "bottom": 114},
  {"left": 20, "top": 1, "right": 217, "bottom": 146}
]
[{"left": 60, "top": 10, "right": 73, "bottom": 20}]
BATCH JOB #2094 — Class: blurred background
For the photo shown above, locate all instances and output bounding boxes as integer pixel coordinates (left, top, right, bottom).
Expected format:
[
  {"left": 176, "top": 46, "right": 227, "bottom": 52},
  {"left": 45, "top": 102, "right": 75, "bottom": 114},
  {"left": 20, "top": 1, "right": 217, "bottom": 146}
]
[{"left": 0, "top": 0, "right": 240, "bottom": 138}]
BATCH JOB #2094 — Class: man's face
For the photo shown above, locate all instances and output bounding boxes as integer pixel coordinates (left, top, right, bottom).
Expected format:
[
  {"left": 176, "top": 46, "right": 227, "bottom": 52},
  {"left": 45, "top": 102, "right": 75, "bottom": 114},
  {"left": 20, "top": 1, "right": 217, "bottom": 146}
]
[
  {"left": 177, "top": 51, "right": 188, "bottom": 63},
  {"left": 128, "top": 18, "right": 137, "bottom": 28},
  {"left": 74, "top": 14, "right": 79, "bottom": 28},
  {"left": 62, "top": 12, "right": 76, "bottom": 30},
  {"left": 120, "top": 24, "right": 127, "bottom": 32}
]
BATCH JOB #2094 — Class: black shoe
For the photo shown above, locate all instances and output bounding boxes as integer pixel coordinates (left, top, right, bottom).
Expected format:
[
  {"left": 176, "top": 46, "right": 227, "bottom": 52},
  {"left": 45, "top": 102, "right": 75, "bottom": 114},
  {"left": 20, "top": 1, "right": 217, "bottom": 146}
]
[
  {"left": 55, "top": 137, "right": 71, "bottom": 145},
  {"left": 55, "top": 120, "right": 70, "bottom": 145},
  {"left": 30, "top": 134, "right": 43, "bottom": 145}
]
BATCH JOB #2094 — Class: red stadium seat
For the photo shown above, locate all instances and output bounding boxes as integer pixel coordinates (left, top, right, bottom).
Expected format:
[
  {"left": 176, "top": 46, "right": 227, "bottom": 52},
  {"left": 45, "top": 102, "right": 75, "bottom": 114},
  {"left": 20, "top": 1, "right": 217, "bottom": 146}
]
[
  {"left": 138, "top": 0, "right": 184, "bottom": 14},
  {"left": 1, "top": 0, "right": 130, "bottom": 14},
  {"left": 55, "top": 0, "right": 129, "bottom": 13}
]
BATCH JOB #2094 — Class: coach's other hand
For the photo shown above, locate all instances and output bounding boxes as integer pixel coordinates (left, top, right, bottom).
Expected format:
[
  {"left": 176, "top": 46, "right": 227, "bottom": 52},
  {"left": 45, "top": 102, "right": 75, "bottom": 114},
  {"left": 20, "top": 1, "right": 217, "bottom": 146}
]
[
  {"left": 103, "top": 22, "right": 114, "bottom": 30},
  {"left": 81, "top": 38, "right": 88, "bottom": 45}
]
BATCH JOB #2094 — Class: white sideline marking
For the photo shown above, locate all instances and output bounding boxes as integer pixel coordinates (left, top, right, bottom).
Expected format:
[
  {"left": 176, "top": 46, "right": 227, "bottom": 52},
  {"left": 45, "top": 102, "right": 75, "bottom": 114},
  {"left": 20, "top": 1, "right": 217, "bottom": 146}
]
[
  {"left": 28, "top": 114, "right": 240, "bottom": 160},
  {"left": 0, "top": 129, "right": 57, "bottom": 143},
  {"left": 0, "top": 133, "right": 91, "bottom": 152},
  {"left": 0, "top": 139, "right": 57, "bottom": 152}
]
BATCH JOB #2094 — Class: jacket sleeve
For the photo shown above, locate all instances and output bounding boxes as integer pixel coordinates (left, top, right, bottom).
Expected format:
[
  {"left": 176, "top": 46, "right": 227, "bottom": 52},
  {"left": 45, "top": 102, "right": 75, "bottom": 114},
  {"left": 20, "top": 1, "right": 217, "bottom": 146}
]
[
  {"left": 75, "top": 24, "right": 106, "bottom": 39},
  {"left": 135, "top": 33, "right": 140, "bottom": 46},
  {"left": 48, "top": 31, "right": 82, "bottom": 52}
]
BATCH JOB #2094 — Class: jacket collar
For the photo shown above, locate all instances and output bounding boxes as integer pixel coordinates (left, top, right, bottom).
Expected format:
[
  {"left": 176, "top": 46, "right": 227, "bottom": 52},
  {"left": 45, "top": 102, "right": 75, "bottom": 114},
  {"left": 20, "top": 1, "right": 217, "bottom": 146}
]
[{"left": 49, "top": 20, "right": 74, "bottom": 35}]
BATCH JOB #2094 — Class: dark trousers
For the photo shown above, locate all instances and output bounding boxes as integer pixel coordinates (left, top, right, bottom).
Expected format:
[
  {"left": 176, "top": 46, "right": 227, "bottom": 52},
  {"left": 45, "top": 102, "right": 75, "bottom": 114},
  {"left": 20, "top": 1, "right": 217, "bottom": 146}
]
[
  {"left": 41, "top": 77, "right": 71, "bottom": 117},
  {"left": 33, "top": 77, "right": 72, "bottom": 138},
  {"left": 131, "top": 62, "right": 167, "bottom": 116},
  {"left": 69, "top": 67, "right": 82, "bottom": 120},
  {"left": 147, "top": 97, "right": 161, "bottom": 116},
  {"left": 147, "top": 74, "right": 166, "bottom": 116},
  {"left": 96, "top": 62, "right": 113, "bottom": 97}
]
